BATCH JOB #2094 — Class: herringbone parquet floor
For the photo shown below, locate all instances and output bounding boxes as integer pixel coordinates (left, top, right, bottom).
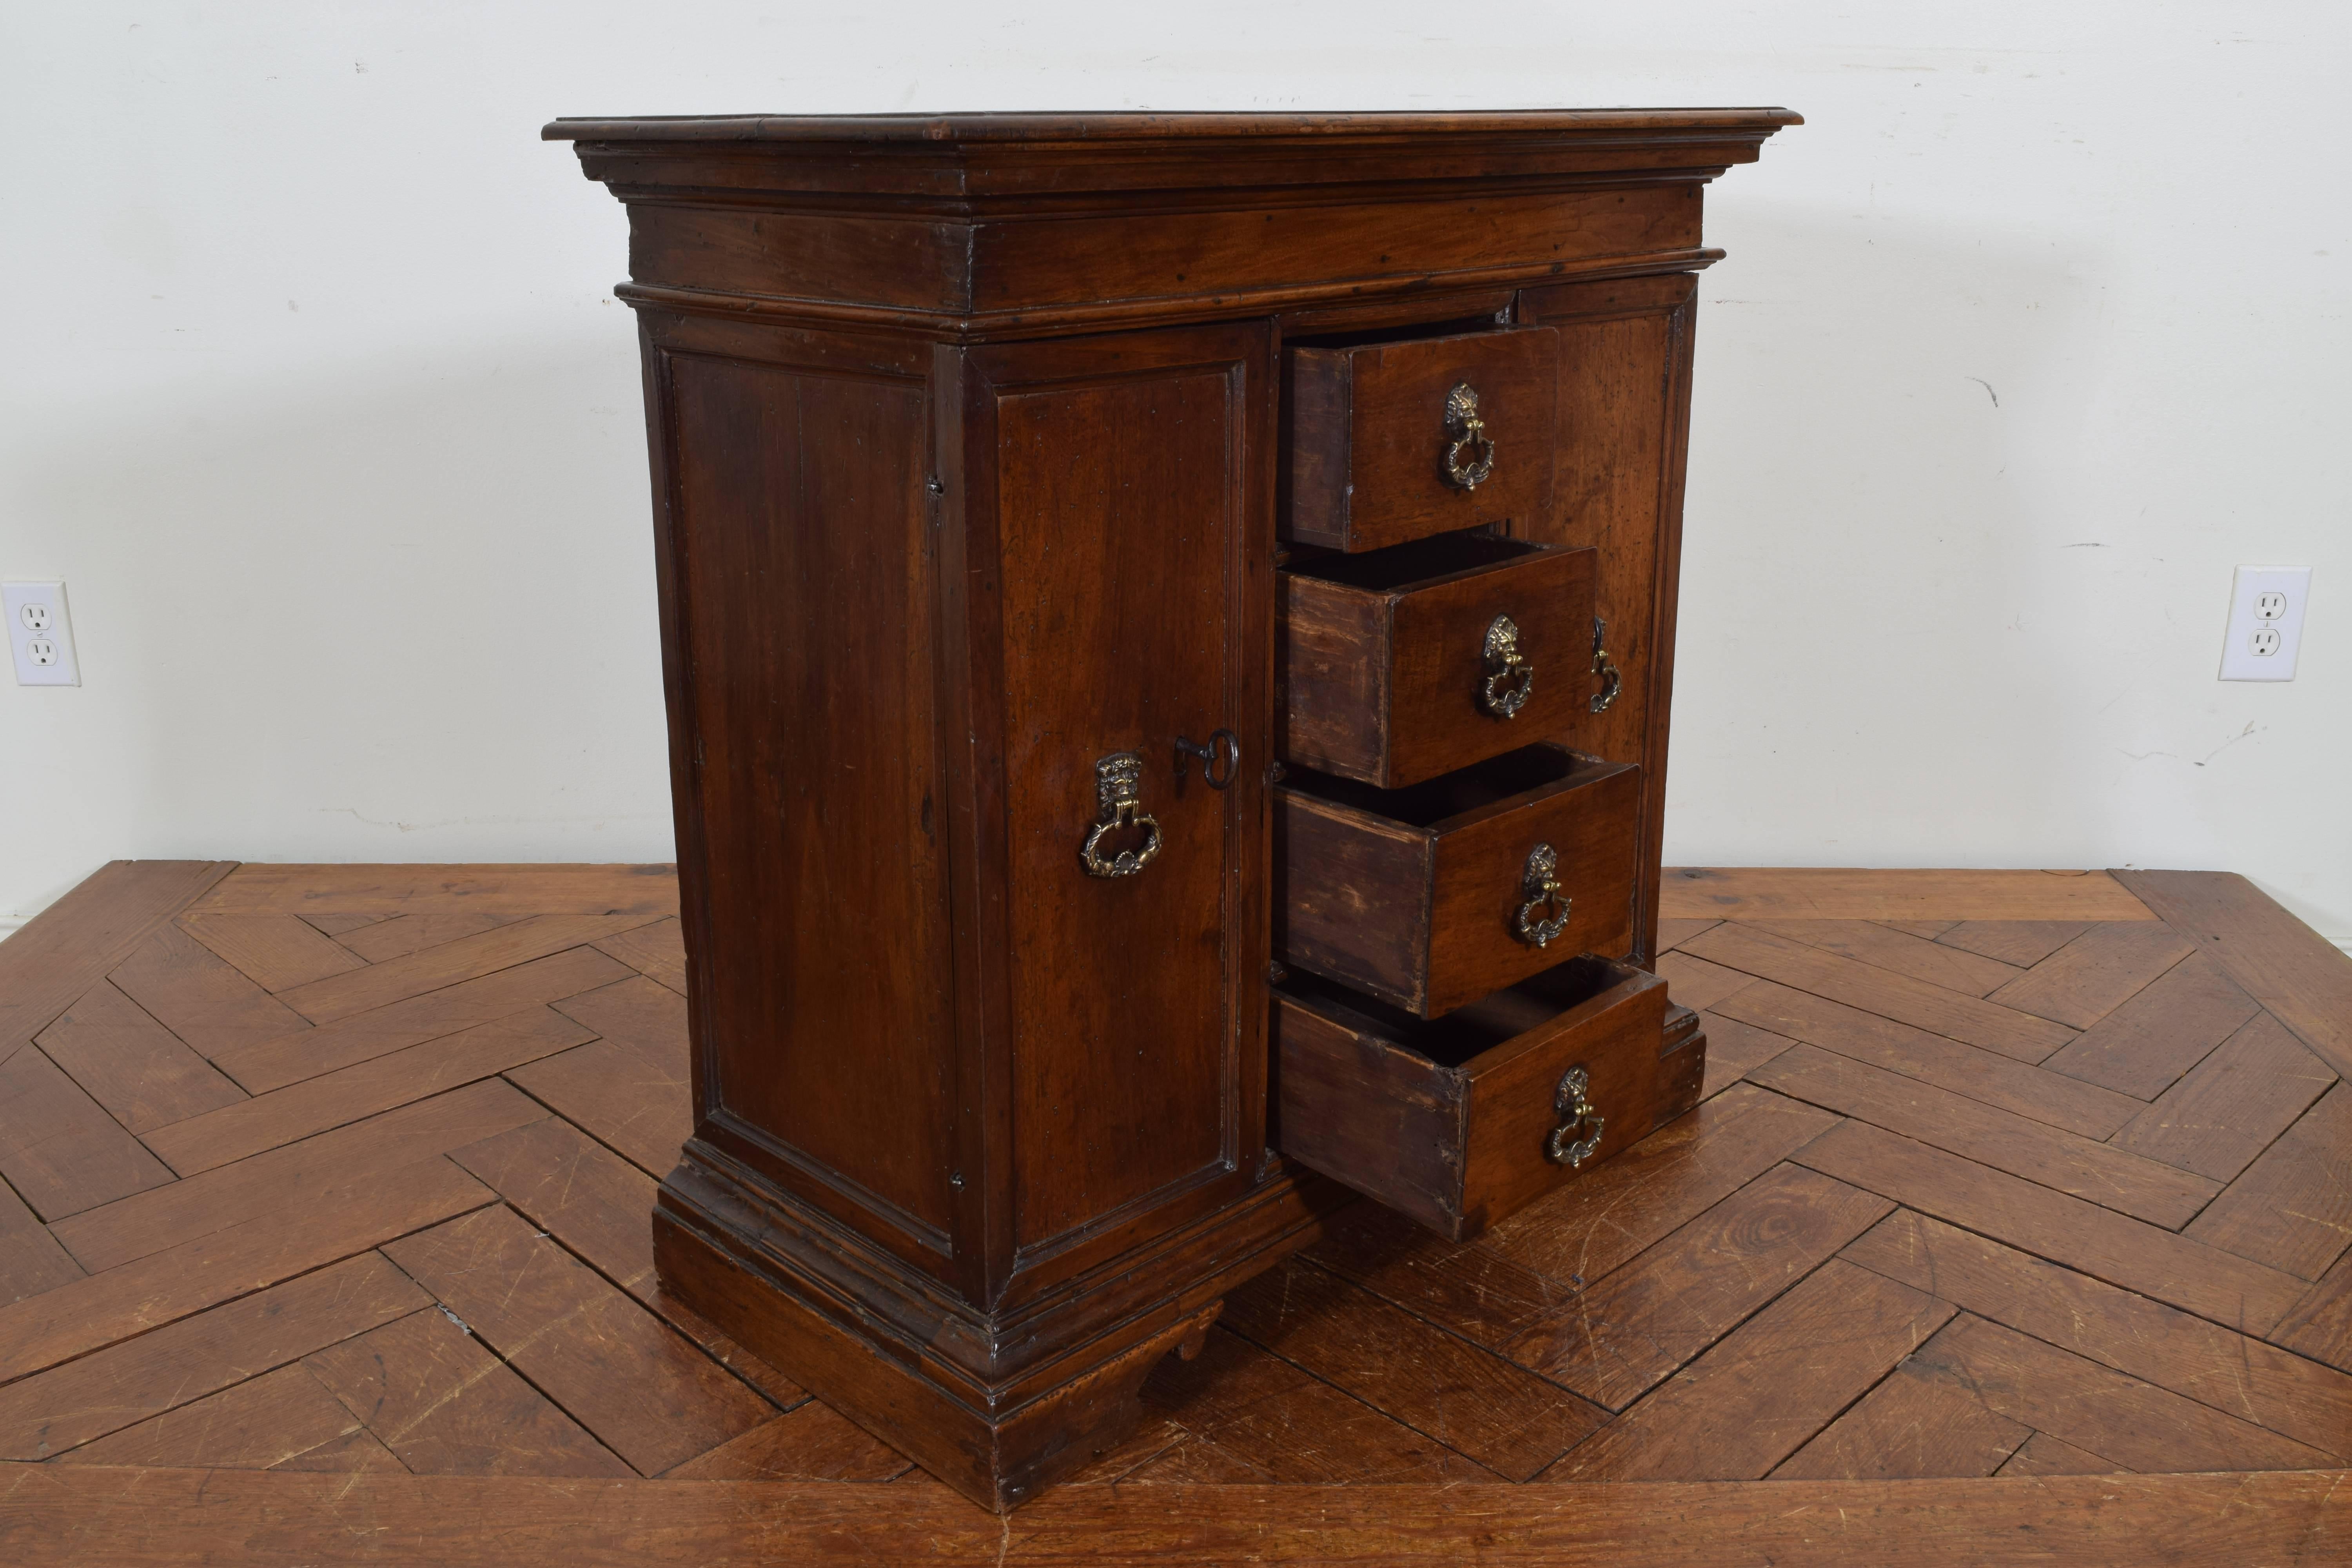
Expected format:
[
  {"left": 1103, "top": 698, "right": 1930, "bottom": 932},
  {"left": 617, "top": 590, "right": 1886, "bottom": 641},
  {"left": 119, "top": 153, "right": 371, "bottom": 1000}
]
[{"left": 0, "top": 861, "right": 2347, "bottom": 1564}]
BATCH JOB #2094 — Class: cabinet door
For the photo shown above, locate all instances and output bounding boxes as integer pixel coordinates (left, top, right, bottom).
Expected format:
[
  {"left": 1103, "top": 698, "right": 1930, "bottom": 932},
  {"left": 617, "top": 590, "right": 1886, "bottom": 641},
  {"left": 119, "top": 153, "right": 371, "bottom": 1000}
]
[{"left": 952, "top": 323, "right": 1275, "bottom": 1302}]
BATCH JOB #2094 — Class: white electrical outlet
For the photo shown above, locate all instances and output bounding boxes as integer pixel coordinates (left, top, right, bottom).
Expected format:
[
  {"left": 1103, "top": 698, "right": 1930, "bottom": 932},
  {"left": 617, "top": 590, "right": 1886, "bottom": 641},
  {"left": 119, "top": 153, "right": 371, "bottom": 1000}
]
[
  {"left": 5, "top": 581, "right": 80, "bottom": 686},
  {"left": 2218, "top": 566, "right": 2311, "bottom": 682}
]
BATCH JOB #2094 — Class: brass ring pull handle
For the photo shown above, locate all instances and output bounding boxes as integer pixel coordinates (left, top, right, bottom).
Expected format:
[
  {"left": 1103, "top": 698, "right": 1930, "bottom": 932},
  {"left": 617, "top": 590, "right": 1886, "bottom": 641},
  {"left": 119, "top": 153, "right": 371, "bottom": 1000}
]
[
  {"left": 1589, "top": 616, "right": 1621, "bottom": 714},
  {"left": 1514, "top": 842, "right": 1573, "bottom": 948},
  {"left": 1441, "top": 382, "right": 1496, "bottom": 491},
  {"left": 1174, "top": 728, "right": 1241, "bottom": 790},
  {"left": 1079, "top": 752, "right": 1163, "bottom": 879},
  {"left": 1546, "top": 1065, "right": 1605, "bottom": 1168},
  {"left": 1479, "top": 614, "right": 1534, "bottom": 719}
]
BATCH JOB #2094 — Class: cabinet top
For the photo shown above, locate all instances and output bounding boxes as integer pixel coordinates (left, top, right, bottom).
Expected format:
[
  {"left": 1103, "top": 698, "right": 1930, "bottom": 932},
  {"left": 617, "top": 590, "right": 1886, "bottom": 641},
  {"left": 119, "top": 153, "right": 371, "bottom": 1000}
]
[{"left": 543, "top": 108, "right": 1800, "bottom": 145}]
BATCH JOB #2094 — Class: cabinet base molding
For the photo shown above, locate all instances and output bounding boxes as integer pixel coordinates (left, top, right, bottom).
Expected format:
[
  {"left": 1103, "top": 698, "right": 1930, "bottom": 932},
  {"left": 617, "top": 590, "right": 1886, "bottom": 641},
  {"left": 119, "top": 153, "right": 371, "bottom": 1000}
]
[{"left": 653, "top": 1152, "right": 1341, "bottom": 1510}]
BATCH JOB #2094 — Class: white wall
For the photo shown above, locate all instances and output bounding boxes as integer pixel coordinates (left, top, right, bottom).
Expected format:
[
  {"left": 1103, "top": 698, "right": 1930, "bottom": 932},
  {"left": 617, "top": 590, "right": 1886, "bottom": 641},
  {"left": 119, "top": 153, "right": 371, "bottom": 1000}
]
[{"left": 3, "top": 2, "right": 2345, "bottom": 942}]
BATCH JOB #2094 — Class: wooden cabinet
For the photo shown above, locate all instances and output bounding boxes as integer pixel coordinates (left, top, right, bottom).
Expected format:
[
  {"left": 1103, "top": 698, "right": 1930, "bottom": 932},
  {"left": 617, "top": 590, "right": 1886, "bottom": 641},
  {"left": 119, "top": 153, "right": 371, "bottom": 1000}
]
[{"left": 549, "top": 107, "right": 1795, "bottom": 1511}]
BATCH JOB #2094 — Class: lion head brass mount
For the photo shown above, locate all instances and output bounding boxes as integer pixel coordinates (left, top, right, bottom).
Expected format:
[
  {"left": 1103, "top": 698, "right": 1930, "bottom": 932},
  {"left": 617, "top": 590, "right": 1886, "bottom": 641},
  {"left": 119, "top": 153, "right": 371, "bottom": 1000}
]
[
  {"left": 1514, "top": 842, "right": 1572, "bottom": 948},
  {"left": 1480, "top": 613, "right": 1534, "bottom": 718},
  {"left": 1441, "top": 382, "right": 1496, "bottom": 490},
  {"left": 1079, "top": 752, "right": 1162, "bottom": 879},
  {"left": 1546, "top": 1064, "right": 1604, "bottom": 1168}
]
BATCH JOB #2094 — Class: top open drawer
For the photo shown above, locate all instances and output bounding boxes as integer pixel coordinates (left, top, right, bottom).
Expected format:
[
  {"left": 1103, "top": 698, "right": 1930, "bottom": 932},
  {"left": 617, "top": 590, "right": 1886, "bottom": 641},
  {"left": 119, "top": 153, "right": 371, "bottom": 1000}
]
[{"left": 1281, "top": 326, "right": 1560, "bottom": 553}]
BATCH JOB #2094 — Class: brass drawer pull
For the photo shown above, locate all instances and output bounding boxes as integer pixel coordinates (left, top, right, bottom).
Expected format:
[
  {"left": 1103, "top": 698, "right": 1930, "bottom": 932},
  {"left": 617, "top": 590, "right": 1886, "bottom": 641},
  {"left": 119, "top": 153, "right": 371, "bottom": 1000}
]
[
  {"left": 1546, "top": 1065, "right": 1605, "bottom": 1167},
  {"left": 1514, "top": 842, "right": 1572, "bottom": 948},
  {"left": 1590, "top": 616, "right": 1621, "bottom": 713},
  {"left": 1479, "top": 614, "right": 1534, "bottom": 718},
  {"left": 1079, "top": 752, "right": 1163, "bottom": 879},
  {"left": 1441, "top": 382, "right": 1496, "bottom": 490}
]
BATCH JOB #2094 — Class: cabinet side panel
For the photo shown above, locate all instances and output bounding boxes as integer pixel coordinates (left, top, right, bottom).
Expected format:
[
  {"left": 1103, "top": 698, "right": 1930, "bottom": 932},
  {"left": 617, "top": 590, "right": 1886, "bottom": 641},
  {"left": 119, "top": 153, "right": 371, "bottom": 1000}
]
[
  {"left": 991, "top": 366, "right": 1244, "bottom": 1253},
  {"left": 1517, "top": 274, "right": 1697, "bottom": 965},
  {"left": 665, "top": 354, "right": 956, "bottom": 1238}
]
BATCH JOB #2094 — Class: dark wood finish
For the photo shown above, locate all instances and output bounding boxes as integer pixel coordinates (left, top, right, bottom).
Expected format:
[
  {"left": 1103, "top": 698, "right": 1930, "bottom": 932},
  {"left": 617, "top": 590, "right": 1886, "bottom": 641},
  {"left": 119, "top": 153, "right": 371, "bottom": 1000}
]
[
  {"left": 0, "top": 860, "right": 235, "bottom": 1058},
  {"left": 1274, "top": 958, "right": 1666, "bottom": 1240},
  {"left": 1277, "top": 747, "right": 1640, "bottom": 1016},
  {"left": 533, "top": 109, "right": 1809, "bottom": 1507},
  {"left": 1282, "top": 327, "right": 1559, "bottom": 553},
  {"left": 1279, "top": 538, "right": 1598, "bottom": 787}
]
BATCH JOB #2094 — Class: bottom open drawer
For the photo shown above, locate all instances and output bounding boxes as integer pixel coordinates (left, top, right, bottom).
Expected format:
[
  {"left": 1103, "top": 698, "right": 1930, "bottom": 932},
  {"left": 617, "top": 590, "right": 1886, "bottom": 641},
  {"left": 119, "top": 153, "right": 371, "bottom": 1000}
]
[{"left": 1275, "top": 956, "right": 1682, "bottom": 1241}]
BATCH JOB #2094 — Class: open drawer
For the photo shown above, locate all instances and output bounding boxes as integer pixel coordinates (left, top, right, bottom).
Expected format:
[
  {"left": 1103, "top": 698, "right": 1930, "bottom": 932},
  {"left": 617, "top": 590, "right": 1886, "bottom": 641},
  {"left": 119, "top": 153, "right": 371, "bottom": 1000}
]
[
  {"left": 1279, "top": 534, "right": 1600, "bottom": 789},
  {"left": 1274, "top": 956, "right": 1676, "bottom": 1241},
  {"left": 1276, "top": 743, "right": 1639, "bottom": 1018}
]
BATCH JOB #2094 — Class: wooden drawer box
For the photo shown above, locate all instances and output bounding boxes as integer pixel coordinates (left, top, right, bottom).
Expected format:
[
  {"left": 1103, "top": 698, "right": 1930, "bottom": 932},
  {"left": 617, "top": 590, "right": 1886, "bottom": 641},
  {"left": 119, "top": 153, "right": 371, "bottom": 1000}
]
[
  {"left": 1275, "top": 956, "right": 1669, "bottom": 1241},
  {"left": 1282, "top": 327, "right": 1560, "bottom": 553},
  {"left": 1280, "top": 535, "right": 1598, "bottom": 789},
  {"left": 1276, "top": 744, "right": 1639, "bottom": 1018}
]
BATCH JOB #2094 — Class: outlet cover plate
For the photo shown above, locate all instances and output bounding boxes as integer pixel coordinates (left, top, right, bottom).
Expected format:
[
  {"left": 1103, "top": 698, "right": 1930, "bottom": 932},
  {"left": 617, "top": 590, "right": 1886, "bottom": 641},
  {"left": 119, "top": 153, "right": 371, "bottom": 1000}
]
[
  {"left": 5, "top": 580, "right": 80, "bottom": 686},
  {"left": 2218, "top": 565, "right": 2310, "bottom": 682}
]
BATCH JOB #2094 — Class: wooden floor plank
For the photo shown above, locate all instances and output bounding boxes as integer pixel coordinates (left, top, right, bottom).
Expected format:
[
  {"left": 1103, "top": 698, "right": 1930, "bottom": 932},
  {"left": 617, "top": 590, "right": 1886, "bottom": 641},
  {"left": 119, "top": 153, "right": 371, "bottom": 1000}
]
[
  {"left": 4, "top": 1467, "right": 2350, "bottom": 1567},
  {"left": 275, "top": 914, "right": 664, "bottom": 1026},
  {"left": 1793, "top": 1119, "right": 2309, "bottom": 1335},
  {"left": 1844, "top": 1210, "right": 2352, "bottom": 1461},
  {"left": 0, "top": 1045, "right": 177, "bottom": 1221},
  {"left": 2185, "top": 1084, "right": 2352, "bottom": 1279},
  {"left": 0, "top": 1158, "right": 490, "bottom": 1385},
  {"left": 143, "top": 1008, "right": 593, "bottom": 1176},
  {"left": 1543, "top": 1259, "right": 1956, "bottom": 1481},
  {"left": 305, "top": 1308, "right": 633, "bottom": 1477},
  {"left": 0, "top": 1174, "right": 82, "bottom": 1305},
  {"left": 2116, "top": 869, "right": 2352, "bottom": 1084},
  {"left": 512, "top": 979, "right": 693, "bottom": 1179},
  {"left": 444, "top": 1116, "right": 805, "bottom": 1408},
  {"left": 185, "top": 864, "right": 681, "bottom": 919},
  {"left": 1985, "top": 924, "right": 2196, "bottom": 1031},
  {"left": 1682, "top": 924, "right": 2077, "bottom": 1063},
  {"left": 1306, "top": 1087, "right": 1838, "bottom": 1349},
  {"left": 1658, "top": 869, "right": 2156, "bottom": 923},
  {"left": 1770, "top": 1356, "right": 2031, "bottom": 1480},
  {"left": 1998, "top": 1431, "right": 2125, "bottom": 1475},
  {"left": 1111, "top": 1328, "right": 1498, "bottom": 1485},
  {"left": 0, "top": 1253, "right": 425, "bottom": 1461},
  {"left": 51, "top": 1080, "right": 545, "bottom": 1275},
  {"left": 174, "top": 915, "right": 366, "bottom": 994},
  {"left": 383, "top": 1205, "right": 770, "bottom": 1477},
  {"left": 332, "top": 913, "right": 523, "bottom": 965},
  {"left": 2109, "top": 1012, "right": 2337, "bottom": 1183},
  {"left": 1715, "top": 980, "right": 2139, "bottom": 1139},
  {"left": 1694, "top": 1011, "right": 1796, "bottom": 1100},
  {"left": 0, "top": 861, "right": 236, "bottom": 1056},
  {"left": 1883, "top": 919, "right": 1961, "bottom": 940},
  {"left": 51, "top": 1363, "right": 366, "bottom": 1471},
  {"left": 1749, "top": 1045, "right": 2220, "bottom": 1227},
  {"left": 592, "top": 918, "right": 688, "bottom": 996},
  {"left": 1220, "top": 1257, "right": 1605, "bottom": 1480},
  {"left": 2276, "top": 1250, "right": 2352, "bottom": 1374},
  {"left": 1744, "top": 920, "right": 2024, "bottom": 998},
  {"left": 32, "top": 980, "right": 246, "bottom": 1134},
  {"left": 1650, "top": 951, "right": 1755, "bottom": 1013},
  {"left": 662, "top": 1400, "right": 908, "bottom": 1481},
  {"left": 1935, "top": 921, "right": 2095, "bottom": 968},
  {"left": 1652, "top": 918, "right": 1719, "bottom": 952},
  {"left": 105, "top": 924, "right": 310, "bottom": 1060},
  {"left": 1912, "top": 1313, "right": 2336, "bottom": 1473},
  {"left": 1506, "top": 1163, "right": 1891, "bottom": 1409},
  {"left": 211, "top": 947, "right": 630, "bottom": 1095},
  {"left": 2039, "top": 953, "right": 2262, "bottom": 1100}
]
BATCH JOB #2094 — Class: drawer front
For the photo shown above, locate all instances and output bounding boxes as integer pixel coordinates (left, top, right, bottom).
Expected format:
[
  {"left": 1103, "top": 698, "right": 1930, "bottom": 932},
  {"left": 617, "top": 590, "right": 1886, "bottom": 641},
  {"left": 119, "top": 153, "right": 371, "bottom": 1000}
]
[
  {"left": 1283, "top": 327, "right": 1559, "bottom": 553},
  {"left": 1276, "top": 749, "right": 1641, "bottom": 1018},
  {"left": 1279, "top": 540, "right": 1597, "bottom": 789},
  {"left": 1275, "top": 958, "right": 1669, "bottom": 1241}
]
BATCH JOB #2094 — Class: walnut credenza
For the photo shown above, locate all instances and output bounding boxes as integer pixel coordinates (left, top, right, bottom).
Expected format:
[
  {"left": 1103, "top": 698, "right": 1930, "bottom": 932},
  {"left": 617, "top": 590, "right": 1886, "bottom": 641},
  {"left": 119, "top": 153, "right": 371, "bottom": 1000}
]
[{"left": 548, "top": 108, "right": 1796, "bottom": 1509}]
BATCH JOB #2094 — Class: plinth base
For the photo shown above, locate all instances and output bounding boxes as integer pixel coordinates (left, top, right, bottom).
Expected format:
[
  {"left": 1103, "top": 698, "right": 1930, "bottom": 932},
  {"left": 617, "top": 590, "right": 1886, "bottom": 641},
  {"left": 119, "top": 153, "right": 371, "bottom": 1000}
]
[{"left": 654, "top": 1149, "right": 1339, "bottom": 1511}]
